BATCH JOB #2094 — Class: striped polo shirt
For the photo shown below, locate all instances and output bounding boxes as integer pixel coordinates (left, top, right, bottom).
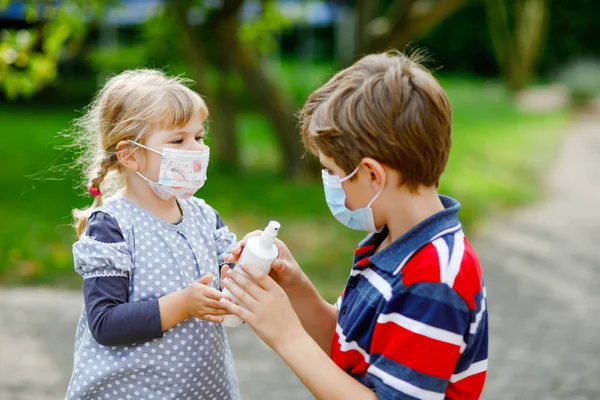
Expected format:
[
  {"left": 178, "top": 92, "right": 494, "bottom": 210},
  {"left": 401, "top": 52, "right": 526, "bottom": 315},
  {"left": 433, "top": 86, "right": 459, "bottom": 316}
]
[{"left": 330, "top": 195, "right": 488, "bottom": 399}]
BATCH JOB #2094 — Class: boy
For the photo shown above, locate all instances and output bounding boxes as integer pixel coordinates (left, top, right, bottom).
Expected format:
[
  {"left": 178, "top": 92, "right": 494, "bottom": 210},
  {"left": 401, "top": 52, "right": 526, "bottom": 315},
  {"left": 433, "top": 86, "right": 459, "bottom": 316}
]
[{"left": 220, "top": 51, "right": 488, "bottom": 400}]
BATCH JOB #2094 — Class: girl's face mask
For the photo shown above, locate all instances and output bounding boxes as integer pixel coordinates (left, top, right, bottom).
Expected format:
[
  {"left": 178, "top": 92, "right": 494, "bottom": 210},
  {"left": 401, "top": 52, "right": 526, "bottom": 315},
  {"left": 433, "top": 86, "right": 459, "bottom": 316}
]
[{"left": 128, "top": 140, "right": 210, "bottom": 200}]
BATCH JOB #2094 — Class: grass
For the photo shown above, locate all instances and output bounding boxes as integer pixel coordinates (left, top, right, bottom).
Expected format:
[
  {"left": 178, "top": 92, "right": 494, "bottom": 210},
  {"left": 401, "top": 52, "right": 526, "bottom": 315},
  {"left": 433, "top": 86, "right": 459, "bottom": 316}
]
[{"left": 0, "top": 72, "right": 569, "bottom": 301}]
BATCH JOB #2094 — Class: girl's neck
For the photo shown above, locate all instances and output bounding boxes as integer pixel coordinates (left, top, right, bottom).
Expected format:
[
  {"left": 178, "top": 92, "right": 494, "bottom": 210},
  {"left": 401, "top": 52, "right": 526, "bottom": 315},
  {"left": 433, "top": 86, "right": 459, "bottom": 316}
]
[{"left": 122, "top": 178, "right": 182, "bottom": 224}]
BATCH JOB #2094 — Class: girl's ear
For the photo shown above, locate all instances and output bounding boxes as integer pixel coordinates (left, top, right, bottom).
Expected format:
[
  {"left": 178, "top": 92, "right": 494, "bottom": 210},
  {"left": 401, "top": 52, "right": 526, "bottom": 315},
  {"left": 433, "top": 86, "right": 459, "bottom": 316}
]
[{"left": 116, "top": 141, "right": 140, "bottom": 171}]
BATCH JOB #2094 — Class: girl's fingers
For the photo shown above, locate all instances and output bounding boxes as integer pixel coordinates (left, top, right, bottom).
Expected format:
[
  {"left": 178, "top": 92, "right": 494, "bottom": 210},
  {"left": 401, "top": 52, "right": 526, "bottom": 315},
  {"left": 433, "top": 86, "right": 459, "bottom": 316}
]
[
  {"left": 204, "top": 307, "right": 230, "bottom": 315},
  {"left": 202, "top": 315, "right": 225, "bottom": 323},
  {"left": 197, "top": 299, "right": 226, "bottom": 309},
  {"left": 197, "top": 274, "right": 214, "bottom": 285},
  {"left": 200, "top": 286, "right": 227, "bottom": 301},
  {"left": 220, "top": 264, "right": 230, "bottom": 279}
]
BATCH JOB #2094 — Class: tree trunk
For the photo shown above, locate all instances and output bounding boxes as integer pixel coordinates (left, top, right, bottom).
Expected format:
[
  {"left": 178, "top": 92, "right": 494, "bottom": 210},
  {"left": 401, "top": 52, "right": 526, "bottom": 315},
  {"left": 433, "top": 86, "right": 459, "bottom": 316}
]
[
  {"left": 485, "top": 0, "right": 549, "bottom": 92},
  {"left": 382, "top": 0, "right": 470, "bottom": 51},
  {"left": 210, "top": 67, "right": 240, "bottom": 172},
  {"left": 356, "top": 0, "right": 380, "bottom": 56},
  {"left": 214, "top": 3, "right": 307, "bottom": 177},
  {"left": 170, "top": 0, "right": 240, "bottom": 170}
]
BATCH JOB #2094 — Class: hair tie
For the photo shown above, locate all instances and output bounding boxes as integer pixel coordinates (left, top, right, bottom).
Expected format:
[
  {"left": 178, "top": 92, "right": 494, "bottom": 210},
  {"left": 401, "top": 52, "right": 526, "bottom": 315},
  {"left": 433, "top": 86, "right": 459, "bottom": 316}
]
[{"left": 88, "top": 184, "right": 102, "bottom": 197}]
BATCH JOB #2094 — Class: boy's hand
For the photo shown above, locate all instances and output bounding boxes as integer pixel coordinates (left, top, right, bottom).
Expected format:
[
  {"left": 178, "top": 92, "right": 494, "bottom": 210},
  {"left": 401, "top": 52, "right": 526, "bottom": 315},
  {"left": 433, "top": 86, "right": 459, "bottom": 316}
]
[
  {"left": 184, "top": 274, "right": 230, "bottom": 323},
  {"left": 222, "top": 232, "right": 309, "bottom": 295},
  {"left": 219, "top": 263, "right": 306, "bottom": 351}
]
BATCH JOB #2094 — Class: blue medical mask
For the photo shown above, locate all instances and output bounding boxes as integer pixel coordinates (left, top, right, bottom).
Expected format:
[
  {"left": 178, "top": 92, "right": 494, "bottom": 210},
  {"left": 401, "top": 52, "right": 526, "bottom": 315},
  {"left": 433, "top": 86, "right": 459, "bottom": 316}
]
[{"left": 322, "top": 166, "right": 385, "bottom": 232}]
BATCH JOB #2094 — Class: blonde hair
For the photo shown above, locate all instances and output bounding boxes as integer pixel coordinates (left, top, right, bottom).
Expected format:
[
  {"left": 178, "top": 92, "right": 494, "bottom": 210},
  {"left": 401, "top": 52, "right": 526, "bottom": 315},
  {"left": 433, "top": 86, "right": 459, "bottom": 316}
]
[
  {"left": 71, "top": 69, "right": 208, "bottom": 237},
  {"left": 300, "top": 50, "right": 452, "bottom": 191}
]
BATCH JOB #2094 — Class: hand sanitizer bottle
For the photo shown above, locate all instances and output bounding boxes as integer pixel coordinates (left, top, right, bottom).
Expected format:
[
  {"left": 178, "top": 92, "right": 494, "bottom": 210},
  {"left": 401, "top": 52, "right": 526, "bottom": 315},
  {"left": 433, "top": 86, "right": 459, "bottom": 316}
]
[{"left": 222, "top": 221, "right": 281, "bottom": 328}]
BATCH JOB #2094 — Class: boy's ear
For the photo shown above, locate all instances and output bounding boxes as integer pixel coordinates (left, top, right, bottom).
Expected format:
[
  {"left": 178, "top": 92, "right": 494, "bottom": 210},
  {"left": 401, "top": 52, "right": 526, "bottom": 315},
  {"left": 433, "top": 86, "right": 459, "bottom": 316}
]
[
  {"left": 116, "top": 141, "right": 140, "bottom": 171},
  {"left": 361, "top": 157, "right": 387, "bottom": 187}
]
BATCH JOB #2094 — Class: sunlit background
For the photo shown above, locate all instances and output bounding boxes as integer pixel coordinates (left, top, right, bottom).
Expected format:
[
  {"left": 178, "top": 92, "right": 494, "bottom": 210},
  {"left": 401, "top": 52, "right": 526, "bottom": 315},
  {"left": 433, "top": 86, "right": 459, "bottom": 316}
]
[{"left": 1, "top": 1, "right": 599, "bottom": 399}]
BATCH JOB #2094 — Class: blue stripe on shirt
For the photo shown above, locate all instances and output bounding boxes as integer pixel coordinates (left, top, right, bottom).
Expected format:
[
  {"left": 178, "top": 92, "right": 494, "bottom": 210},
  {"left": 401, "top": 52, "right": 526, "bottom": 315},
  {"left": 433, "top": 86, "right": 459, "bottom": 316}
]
[
  {"left": 390, "top": 283, "right": 470, "bottom": 335},
  {"left": 368, "top": 354, "right": 449, "bottom": 393}
]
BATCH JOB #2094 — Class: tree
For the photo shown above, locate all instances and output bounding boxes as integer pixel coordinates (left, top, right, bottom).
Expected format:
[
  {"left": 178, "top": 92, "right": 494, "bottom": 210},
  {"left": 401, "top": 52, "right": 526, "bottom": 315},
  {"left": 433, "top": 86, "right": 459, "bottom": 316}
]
[
  {"left": 0, "top": 0, "right": 105, "bottom": 99},
  {"left": 170, "top": 0, "right": 306, "bottom": 177},
  {"left": 1, "top": 0, "right": 309, "bottom": 177},
  {"left": 355, "top": 0, "right": 470, "bottom": 57},
  {"left": 484, "top": 0, "right": 549, "bottom": 92}
]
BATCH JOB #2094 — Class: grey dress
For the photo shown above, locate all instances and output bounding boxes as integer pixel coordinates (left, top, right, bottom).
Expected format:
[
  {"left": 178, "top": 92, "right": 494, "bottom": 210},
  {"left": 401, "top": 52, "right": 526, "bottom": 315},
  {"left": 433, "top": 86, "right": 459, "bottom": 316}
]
[{"left": 66, "top": 196, "right": 241, "bottom": 400}]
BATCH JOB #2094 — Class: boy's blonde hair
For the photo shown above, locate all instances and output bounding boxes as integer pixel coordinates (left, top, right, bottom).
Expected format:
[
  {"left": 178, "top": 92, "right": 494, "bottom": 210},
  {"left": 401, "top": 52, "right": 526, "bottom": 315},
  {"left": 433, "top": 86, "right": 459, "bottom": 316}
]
[
  {"left": 300, "top": 51, "right": 452, "bottom": 191},
  {"left": 71, "top": 69, "right": 208, "bottom": 237}
]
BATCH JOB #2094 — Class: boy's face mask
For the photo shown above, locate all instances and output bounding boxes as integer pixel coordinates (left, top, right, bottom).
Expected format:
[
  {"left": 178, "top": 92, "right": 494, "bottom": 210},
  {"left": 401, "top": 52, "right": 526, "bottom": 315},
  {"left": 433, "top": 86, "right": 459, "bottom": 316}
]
[
  {"left": 322, "top": 166, "right": 385, "bottom": 232},
  {"left": 128, "top": 140, "right": 210, "bottom": 200}
]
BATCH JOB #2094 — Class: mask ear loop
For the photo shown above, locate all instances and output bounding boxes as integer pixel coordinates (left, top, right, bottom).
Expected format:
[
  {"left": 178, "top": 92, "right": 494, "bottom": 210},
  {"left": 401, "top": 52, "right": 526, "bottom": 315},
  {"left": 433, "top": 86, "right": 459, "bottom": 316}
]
[
  {"left": 338, "top": 166, "right": 360, "bottom": 183},
  {"left": 126, "top": 140, "right": 163, "bottom": 156},
  {"left": 367, "top": 170, "right": 386, "bottom": 208},
  {"left": 367, "top": 184, "right": 385, "bottom": 208}
]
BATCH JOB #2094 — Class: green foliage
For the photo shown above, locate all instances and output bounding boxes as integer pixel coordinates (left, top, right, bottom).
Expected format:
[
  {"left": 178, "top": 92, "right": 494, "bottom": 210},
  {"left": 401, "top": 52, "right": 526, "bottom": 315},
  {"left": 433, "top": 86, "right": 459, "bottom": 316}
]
[
  {"left": 239, "top": 1, "right": 291, "bottom": 54},
  {"left": 0, "top": 0, "right": 106, "bottom": 99},
  {"left": 0, "top": 73, "right": 569, "bottom": 300},
  {"left": 419, "top": 0, "right": 600, "bottom": 78}
]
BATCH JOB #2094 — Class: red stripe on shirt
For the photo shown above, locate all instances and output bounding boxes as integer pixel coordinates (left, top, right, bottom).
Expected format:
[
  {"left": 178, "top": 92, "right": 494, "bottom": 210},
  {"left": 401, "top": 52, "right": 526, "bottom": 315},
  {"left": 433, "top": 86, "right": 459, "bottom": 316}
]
[
  {"left": 355, "top": 257, "right": 371, "bottom": 267},
  {"left": 446, "top": 371, "right": 487, "bottom": 400},
  {"left": 371, "top": 319, "right": 461, "bottom": 379},
  {"left": 330, "top": 331, "right": 370, "bottom": 376},
  {"left": 354, "top": 244, "right": 375, "bottom": 255},
  {"left": 450, "top": 240, "right": 482, "bottom": 310},
  {"left": 401, "top": 243, "right": 441, "bottom": 286}
]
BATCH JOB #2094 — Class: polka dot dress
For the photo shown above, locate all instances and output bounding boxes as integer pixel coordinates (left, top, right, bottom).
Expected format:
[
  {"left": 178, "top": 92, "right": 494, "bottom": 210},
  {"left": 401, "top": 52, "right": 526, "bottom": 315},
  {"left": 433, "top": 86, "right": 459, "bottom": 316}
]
[{"left": 66, "top": 197, "right": 241, "bottom": 400}]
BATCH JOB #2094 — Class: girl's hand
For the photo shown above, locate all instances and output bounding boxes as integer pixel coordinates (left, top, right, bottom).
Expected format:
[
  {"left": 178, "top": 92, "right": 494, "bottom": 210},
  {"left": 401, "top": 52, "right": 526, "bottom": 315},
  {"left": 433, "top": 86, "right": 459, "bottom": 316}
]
[
  {"left": 184, "top": 274, "right": 230, "bottom": 323},
  {"left": 219, "top": 263, "right": 305, "bottom": 352},
  {"left": 222, "top": 232, "right": 309, "bottom": 295}
]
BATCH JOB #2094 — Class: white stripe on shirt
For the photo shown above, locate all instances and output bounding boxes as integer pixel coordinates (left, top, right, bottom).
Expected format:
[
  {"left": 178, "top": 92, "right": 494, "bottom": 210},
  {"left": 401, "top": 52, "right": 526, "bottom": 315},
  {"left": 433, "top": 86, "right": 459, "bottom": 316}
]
[
  {"left": 432, "top": 238, "right": 450, "bottom": 284},
  {"left": 368, "top": 365, "right": 445, "bottom": 400},
  {"left": 450, "top": 359, "right": 488, "bottom": 383},
  {"left": 377, "top": 312, "right": 464, "bottom": 346},
  {"left": 351, "top": 268, "right": 393, "bottom": 301},
  {"left": 335, "top": 324, "right": 370, "bottom": 363},
  {"left": 446, "top": 231, "right": 465, "bottom": 287}
]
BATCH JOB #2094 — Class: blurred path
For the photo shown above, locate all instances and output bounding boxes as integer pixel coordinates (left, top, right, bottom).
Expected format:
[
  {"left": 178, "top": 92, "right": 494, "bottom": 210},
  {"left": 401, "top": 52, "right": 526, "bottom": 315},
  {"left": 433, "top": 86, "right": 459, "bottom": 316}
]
[
  {"left": 1, "top": 114, "right": 600, "bottom": 400},
  {"left": 480, "top": 113, "right": 600, "bottom": 400},
  {"left": 0, "top": 288, "right": 311, "bottom": 400}
]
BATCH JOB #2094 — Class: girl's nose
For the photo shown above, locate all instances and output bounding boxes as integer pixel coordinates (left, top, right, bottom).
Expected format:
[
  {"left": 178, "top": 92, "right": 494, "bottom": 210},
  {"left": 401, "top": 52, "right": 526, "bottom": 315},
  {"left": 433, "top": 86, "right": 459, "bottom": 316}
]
[{"left": 187, "top": 140, "right": 207, "bottom": 151}]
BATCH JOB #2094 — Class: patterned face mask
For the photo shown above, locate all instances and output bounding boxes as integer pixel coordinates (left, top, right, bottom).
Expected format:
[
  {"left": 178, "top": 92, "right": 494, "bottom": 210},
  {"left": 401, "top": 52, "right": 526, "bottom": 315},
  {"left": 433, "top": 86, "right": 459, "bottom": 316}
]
[{"left": 128, "top": 140, "right": 210, "bottom": 200}]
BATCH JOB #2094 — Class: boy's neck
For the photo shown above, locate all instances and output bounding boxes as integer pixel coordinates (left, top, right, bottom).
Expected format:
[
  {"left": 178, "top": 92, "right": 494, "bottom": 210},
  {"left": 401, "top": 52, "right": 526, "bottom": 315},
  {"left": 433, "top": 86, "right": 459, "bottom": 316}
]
[
  {"left": 378, "top": 186, "right": 445, "bottom": 251},
  {"left": 122, "top": 176, "right": 182, "bottom": 224}
]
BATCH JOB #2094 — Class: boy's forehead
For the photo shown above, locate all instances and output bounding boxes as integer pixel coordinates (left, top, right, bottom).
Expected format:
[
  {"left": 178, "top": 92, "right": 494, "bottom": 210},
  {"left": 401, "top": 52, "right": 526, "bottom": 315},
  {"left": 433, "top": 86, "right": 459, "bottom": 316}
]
[{"left": 318, "top": 152, "right": 341, "bottom": 170}]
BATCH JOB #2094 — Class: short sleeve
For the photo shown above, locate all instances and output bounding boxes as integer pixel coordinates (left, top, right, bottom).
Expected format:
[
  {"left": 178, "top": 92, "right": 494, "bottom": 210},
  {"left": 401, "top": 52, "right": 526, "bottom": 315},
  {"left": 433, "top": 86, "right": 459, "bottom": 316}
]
[
  {"left": 365, "top": 282, "right": 470, "bottom": 399},
  {"left": 73, "top": 212, "right": 133, "bottom": 279},
  {"left": 212, "top": 208, "right": 237, "bottom": 264}
]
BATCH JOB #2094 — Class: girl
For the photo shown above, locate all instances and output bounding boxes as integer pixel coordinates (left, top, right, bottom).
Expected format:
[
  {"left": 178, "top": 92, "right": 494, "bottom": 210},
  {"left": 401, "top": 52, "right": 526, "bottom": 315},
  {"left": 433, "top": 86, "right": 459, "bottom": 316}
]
[{"left": 66, "top": 70, "right": 240, "bottom": 400}]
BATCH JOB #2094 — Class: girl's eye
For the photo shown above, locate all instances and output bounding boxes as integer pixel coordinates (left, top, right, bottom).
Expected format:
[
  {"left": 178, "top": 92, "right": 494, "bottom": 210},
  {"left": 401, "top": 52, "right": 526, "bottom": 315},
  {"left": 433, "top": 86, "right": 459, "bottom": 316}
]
[
  {"left": 171, "top": 139, "right": 183, "bottom": 144},
  {"left": 195, "top": 136, "right": 204, "bottom": 142}
]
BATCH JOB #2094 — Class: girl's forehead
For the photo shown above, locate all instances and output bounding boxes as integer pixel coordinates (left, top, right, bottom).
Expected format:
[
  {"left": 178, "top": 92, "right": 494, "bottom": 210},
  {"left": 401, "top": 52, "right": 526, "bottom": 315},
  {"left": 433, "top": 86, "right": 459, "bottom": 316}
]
[{"left": 154, "top": 111, "right": 206, "bottom": 135}]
